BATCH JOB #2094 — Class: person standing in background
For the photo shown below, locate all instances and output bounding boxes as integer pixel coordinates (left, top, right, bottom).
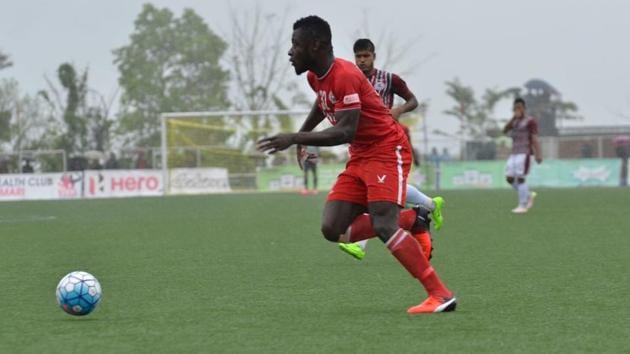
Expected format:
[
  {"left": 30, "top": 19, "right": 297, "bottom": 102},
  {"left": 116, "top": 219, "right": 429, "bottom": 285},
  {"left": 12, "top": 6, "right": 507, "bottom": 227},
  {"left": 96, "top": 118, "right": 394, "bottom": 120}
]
[{"left": 301, "top": 145, "right": 320, "bottom": 195}]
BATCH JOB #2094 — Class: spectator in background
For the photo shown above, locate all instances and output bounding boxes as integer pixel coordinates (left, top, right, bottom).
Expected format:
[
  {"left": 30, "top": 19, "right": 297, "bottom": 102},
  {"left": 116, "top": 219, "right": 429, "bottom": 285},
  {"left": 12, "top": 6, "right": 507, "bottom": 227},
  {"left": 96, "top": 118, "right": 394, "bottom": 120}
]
[
  {"left": 0, "top": 159, "right": 8, "bottom": 174},
  {"left": 441, "top": 147, "right": 451, "bottom": 162},
  {"left": 136, "top": 151, "right": 147, "bottom": 169},
  {"left": 429, "top": 147, "right": 440, "bottom": 168},
  {"left": 22, "top": 159, "right": 34, "bottom": 173},
  {"left": 614, "top": 136, "right": 630, "bottom": 187},
  {"left": 89, "top": 159, "right": 103, "bottom": 170},
  {"left": 302, "top": 146, "right": 319, "bottom": 195},
  {"left": 105, "top": 153, "right": 119, "bottom": 169},
  {"left": 581, "top": 143, "right": 593, "bottom": 158}
]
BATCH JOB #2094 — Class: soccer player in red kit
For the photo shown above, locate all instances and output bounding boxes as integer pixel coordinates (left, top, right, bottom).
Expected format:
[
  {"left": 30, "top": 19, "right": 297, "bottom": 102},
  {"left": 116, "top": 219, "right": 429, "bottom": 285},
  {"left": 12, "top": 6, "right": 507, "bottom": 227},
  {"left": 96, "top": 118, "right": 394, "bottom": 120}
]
[{"left": 257, "top": 16, "right": 456, "bottom": 313}]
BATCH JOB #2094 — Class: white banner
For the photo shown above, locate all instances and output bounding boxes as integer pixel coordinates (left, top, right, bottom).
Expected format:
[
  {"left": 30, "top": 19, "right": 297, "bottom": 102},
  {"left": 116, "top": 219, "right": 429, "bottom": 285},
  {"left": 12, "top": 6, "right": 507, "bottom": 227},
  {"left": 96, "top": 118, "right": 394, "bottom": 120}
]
[
  {"left": 168, "top": 168, "right": 231, "bottom": 195},
  {"left": 84, "top": 170, "right": 163, "bottom": 198},
  {"left": 0, "top": 173, "right": 83, "bottom": 201}
]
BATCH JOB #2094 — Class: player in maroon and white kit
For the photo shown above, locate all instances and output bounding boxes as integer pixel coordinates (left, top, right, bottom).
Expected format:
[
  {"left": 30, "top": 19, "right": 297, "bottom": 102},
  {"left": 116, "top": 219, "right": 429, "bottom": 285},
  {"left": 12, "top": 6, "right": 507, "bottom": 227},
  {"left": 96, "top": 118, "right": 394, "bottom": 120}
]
[
  {"left": 257, "top": 16, "right": 456, "bottom": 313},
  {"left": 503, "top": 98, "right": 543, "bottom": 213},
  {"left": 338, "top": 38, "right": 446, "bottom": 260}
]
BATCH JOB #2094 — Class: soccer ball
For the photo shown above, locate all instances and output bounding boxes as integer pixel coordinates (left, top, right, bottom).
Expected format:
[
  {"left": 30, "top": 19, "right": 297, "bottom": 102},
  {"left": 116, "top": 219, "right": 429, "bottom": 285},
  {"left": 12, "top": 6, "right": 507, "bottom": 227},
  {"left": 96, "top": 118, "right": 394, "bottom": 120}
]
[{"left": 56, "top": 271, "right": 102, "bottom": 316}]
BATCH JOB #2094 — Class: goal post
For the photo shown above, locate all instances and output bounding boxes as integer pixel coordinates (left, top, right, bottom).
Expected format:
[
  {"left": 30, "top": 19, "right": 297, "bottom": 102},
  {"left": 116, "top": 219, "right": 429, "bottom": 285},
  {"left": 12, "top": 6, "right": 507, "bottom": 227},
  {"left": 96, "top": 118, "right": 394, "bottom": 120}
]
[{"left": 160, "top": 110, "right": 311, "bottom": 194}]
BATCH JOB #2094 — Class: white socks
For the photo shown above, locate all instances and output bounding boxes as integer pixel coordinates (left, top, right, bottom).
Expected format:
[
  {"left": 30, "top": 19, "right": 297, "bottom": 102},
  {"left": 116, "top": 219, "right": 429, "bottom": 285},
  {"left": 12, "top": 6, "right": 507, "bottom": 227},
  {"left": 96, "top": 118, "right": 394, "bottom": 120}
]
[
  {"left": 356, "top": 239, "right": 368, "bottom": 251},
  {"left": 517, "top": 182, "right": 529, "bottom": 208},
  {"left": 406, "top": 185, "right": 435, "bottom": 211}
]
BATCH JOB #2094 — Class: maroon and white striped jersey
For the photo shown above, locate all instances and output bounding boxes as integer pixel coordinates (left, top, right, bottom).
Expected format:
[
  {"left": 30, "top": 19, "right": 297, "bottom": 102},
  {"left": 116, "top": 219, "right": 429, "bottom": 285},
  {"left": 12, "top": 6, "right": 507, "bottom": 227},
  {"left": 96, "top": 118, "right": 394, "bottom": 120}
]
[
  {"left": 510, "top": 116, "right": 538, "bottom": 154},
  {"left": 366, "top": 69, "right": 413, "bottom": 109}
]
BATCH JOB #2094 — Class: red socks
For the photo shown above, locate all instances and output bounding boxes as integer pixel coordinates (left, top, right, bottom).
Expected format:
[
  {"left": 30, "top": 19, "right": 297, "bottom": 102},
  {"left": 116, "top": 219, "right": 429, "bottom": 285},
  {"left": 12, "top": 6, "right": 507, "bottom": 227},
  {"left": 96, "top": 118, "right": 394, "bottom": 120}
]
[
  {"left": 387, "top": 229, "right": 451, "bottom": 299},
  {"left": 340, "top": 209, "right": 417, "bottom": 243}
]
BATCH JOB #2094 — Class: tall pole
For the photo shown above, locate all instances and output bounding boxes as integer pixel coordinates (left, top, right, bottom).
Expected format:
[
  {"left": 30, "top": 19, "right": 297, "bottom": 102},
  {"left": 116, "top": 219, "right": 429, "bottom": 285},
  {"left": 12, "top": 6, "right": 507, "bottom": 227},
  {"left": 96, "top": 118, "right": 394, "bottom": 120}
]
[
  {"left": 16, "top": 100, "right": 22, "bottom": 173},
  {"left": 160, "top": 114, "right": 168, "bottom": 196}
]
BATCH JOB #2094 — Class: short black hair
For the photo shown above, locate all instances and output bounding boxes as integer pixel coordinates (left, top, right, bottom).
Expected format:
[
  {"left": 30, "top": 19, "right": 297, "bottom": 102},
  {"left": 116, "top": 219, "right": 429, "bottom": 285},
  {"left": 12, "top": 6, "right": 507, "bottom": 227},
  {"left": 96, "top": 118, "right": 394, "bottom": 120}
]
[
  {"left": 353, "top": 38, "right": 375, "bottom": 53},
  {"left": 293, "top": 16, "right": 332, "bottom": 45},
  {"left": 514, "top": 97, "right": 526, "bottom": 107}
]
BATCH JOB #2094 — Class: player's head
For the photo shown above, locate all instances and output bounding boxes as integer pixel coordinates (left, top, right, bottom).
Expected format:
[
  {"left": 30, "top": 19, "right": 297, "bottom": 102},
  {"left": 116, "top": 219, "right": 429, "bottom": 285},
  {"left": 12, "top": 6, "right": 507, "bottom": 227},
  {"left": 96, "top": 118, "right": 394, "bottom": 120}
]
[
  {"left": 289, "top": 16, "right": 333, "bottom": 75},
  {"left": 353, "top": 38, "right": 376, "bottom": 74},
  {"left": 513, "top": 97, "right": 526, "bottom": 118}
]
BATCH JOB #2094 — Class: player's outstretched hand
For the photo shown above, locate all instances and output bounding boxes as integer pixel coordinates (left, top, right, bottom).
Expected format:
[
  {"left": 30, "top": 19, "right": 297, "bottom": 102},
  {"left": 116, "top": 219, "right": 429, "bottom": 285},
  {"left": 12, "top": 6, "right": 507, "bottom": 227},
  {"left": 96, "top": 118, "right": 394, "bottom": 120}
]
[{"left": 256, "top": 133, "right": 295, "bottom": 154}]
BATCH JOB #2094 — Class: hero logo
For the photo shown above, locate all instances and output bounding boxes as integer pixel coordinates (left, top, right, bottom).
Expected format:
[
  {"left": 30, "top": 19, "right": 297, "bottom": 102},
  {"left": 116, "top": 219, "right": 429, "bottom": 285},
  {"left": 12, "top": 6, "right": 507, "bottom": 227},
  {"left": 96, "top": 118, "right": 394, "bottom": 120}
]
[{"left": 88, "top": 173, "right": 160, "bottom": 195}]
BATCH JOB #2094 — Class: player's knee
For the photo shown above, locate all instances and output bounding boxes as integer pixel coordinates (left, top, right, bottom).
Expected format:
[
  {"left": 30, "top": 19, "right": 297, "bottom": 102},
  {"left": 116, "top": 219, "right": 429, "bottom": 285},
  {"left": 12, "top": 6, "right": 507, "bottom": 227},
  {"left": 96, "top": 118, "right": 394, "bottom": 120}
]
[
  {"left": 517, "top": 177, "right": 526, "bottom": 184},
  {"left": 371, "top": 219, "right": 398, "bottom": 242},
  {"left": 506, "top": 177, "right": 515, "bottom": 185},
  {"left": 320, "top": 221, "right": 341, "bottom": 242}
]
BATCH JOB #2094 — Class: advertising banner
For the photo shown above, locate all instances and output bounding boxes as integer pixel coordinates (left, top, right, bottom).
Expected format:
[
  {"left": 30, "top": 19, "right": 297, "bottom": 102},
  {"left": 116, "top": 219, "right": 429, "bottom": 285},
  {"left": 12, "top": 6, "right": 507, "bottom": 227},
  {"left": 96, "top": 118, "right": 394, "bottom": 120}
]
[
  {"left": 0, "top": 172, "right": 83, "bottom": 201},
  {"left": 256, "top": 164, "right": 344, "bottom": 192},
  {"left": 84, "top": 170, "right": 163, "bottom": 198},
  {"left": 437, "top": 159, "right": 623, "bottom": 189},
  {"left": 168, "top": 168, "right": 231, "bottom": 195},
  {"left": 439, "top": 161, "right": 507, "bottom": 189},
  {"left": 528, "top": 159, "right": 620, "bottom": 187}
]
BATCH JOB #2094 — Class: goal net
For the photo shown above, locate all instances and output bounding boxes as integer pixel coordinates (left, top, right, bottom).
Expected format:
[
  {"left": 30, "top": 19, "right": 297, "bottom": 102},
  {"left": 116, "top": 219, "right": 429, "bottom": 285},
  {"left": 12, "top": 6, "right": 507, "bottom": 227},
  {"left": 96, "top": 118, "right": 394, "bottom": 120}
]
[{"left": 160, "top": 110, "right": 314, "bottom": 193}]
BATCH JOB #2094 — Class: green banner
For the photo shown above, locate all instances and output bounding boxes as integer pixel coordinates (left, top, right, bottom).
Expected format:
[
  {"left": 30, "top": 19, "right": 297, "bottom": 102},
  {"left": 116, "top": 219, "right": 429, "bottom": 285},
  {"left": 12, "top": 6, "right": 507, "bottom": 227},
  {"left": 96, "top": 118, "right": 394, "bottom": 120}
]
[
  {"left": 528, "top": 159, "right": 620, "bottom": 187},
  {"left": 439, "top": 161, "right": 507, "bottom": 189},
  {"left": 256, "top": 159, "right": 623, "bottom": 191},
  {"left": 437, "top": 159, "right": 622, "bottom": 189},
  {"left": 256, "top": 164, "right": 343, "bottom": 192},
  {"left": 256, "top": 164, "right": 432, "bottom": 192}
]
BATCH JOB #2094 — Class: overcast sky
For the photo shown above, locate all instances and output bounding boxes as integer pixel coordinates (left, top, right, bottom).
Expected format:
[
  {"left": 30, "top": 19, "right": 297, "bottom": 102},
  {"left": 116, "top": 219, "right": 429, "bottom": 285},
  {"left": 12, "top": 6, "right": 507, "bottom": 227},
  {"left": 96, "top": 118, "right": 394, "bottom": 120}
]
[{"left": 2, "top": 0, "right": 630, "bottom": 141}]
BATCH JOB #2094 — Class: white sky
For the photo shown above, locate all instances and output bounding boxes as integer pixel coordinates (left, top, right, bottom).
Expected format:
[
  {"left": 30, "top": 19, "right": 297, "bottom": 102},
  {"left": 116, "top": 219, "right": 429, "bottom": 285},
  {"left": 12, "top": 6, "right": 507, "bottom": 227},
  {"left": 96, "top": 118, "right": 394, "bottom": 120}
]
[{"left": 1, "top": 0, "right": 630, "bottom": 147}]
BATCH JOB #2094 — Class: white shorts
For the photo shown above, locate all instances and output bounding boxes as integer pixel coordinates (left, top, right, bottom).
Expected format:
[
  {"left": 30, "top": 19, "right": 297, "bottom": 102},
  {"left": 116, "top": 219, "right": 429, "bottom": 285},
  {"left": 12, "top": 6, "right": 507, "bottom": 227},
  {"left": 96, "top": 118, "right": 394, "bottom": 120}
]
[{"left": 505, "top": 154, "right": 531, "bottom": 177}]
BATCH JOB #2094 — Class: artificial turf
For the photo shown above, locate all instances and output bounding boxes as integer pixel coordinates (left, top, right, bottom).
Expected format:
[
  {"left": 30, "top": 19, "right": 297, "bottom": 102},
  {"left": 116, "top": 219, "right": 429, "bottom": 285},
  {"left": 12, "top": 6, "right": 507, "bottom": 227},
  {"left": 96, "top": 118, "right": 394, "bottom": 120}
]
[{"left": 0, "top": 188, "right": 628, "bottom": 353}]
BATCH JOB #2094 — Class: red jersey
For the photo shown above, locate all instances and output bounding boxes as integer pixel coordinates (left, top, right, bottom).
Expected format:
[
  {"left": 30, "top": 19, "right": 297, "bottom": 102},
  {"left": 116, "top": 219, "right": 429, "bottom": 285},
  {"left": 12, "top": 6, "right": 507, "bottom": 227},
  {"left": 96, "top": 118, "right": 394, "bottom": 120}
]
[
  {"left": 366, "top": 69, "right": 413, "bottom": 109},
  {"left": 307, "top": 58, "right": 407, "bottom": 159}
]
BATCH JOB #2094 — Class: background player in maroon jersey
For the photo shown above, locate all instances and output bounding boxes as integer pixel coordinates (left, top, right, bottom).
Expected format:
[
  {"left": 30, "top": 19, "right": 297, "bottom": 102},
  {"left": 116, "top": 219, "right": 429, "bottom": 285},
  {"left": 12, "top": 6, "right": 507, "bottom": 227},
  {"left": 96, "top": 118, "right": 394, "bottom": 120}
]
[
  {"left": 503, "top": 98, "right": 543, "bottom": 213},
  {"left": 338, "top": 39, "right": 446, "bottom": 260},
  {"left": 257, "top": 16, "right": 455, "bottom": 314}
]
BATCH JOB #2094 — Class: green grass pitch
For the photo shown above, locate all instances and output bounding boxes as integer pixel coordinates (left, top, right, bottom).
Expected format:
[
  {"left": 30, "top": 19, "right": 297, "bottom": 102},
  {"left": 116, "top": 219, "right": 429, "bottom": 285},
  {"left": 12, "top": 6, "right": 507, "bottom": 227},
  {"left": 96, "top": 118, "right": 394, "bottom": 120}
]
[{"left": 0, "top": 188, "right": 628, "bottom": 353}]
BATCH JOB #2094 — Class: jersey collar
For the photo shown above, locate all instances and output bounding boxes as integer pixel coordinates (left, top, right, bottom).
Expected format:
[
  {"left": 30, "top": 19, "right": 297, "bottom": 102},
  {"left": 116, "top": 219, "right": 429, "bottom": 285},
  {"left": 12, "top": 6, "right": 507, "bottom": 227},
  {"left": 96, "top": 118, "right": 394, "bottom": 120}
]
[{"left": 316, "top": 60, "right": 335, "bottom": 80}]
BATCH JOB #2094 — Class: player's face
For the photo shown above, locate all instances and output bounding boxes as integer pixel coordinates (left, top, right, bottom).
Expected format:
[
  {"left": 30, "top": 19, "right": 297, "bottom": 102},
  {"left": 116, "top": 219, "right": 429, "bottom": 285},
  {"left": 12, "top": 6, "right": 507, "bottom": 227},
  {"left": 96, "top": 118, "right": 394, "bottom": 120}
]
[
  {"left": 354, "top": 50, "right": 375, "bottom": 74},
  {"left": 513, "top": 102, "right": 525, "bottom": 118},
  {"left": 288, "top": 29, "right": 312, "bottom": 75}
]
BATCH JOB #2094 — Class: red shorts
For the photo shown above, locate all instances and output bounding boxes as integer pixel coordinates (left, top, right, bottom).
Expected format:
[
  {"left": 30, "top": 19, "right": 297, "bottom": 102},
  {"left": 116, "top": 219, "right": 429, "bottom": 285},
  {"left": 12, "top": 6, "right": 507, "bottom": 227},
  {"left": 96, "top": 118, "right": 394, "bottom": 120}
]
[{"left": 327, "top": 144, "right": 412, "bottom": 207}]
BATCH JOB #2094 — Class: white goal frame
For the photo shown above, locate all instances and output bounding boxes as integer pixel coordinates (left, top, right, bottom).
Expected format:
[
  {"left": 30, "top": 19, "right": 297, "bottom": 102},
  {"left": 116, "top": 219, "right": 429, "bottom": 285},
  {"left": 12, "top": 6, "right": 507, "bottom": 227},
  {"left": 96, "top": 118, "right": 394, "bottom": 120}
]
[{"left": 160, "top": 110, "right": 310, "bottom": 193}]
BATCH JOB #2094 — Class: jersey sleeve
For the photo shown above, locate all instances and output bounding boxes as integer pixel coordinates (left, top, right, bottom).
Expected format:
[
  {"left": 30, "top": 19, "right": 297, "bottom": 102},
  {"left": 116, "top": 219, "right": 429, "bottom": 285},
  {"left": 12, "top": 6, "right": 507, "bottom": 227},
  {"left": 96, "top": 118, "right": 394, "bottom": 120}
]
[
  {"left": 391, "top": 74, "right": 414, "bottom": 101},
  {"left": 332, "top": 70, "right": 362, "bottom": 111}
]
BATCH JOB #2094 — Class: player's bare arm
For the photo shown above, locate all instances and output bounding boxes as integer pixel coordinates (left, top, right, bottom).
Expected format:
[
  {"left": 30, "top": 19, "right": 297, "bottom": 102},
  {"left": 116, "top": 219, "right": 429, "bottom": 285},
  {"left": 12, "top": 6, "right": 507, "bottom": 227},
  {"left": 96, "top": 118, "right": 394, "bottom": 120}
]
[
  {"left": 531, "top": 133, "right": 543, "bottom": 164},
  {"left": 391, "top": 94, "right": 418, "bottom": 119},
  {"left": 503, "top": 116, "right": 517, "bottom": 134},
  {"left": 256, "top": 109, "right": 359, "bottom": 154},
  {"left": 295, "top": 100, "right": 326, "bottom": 168}
]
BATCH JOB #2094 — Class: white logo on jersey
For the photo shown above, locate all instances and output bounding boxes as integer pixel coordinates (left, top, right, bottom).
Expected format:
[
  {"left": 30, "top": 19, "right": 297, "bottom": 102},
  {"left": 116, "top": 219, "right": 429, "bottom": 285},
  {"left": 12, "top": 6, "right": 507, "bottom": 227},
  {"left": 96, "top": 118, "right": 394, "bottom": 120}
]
[
  {"left": 374, "top": 81, "right": 386, "bottom": 91},
  {"left": 343, "top": 93, "right": 360, "bottom": 105},
  {"left": 377, "top": 175, "right": 387, "bottom": 184}
]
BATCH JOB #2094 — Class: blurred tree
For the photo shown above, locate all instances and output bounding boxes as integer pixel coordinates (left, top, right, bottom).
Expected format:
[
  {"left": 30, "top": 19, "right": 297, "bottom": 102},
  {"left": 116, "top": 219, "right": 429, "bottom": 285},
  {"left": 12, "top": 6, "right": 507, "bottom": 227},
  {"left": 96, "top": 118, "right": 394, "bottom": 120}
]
[
  {"left": 0, "top": 50, "right": 11, "bottom": 71},
  {"left": 444, "top": 78, "right": 518, "bottom": 141},
  {"left": 113, "top": 4, "right": 230, "bottom": 147},
  {"left": 227, "top": 5, "right": 308, "bottom": 148},
  {"left": 444, "top": 78, "right": 518, "bottom": 159},
  {"left": 0, "top": 79, "right": 55, "bottom": 153},
  {"left": 40, "top": 63, "right": 114, "bottom": 154}
]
